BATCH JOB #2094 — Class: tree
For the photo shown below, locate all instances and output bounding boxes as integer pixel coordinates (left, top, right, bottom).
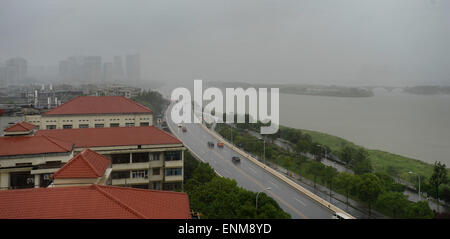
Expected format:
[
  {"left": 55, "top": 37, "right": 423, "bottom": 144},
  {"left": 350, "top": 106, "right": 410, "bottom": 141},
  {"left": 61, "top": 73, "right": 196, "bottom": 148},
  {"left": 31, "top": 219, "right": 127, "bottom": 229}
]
[
  {"left": 322, "top": 166, "right": 338, "bottom": 201},
  {"left": 405, "top": 201, "right": 434, "bottom": 219},
  {"left": 339, "top": 146, "right": 355, "bottom": 167},
  {"left": 429, "top": 161, "right": 448, "bottom": 213},
  {"left": 375, "top": 191, "right": 408, "bottom": 218},
  {"left": 335, "top": 172, "right": 356, "bottom": 206},
  {"left": 307, "top": 161, "right": 325, "bottom": 189},
  {"left": 440, "top": 184, "right": 450, "bottom": 204},
  {"left": 355, "top": 173, "right": 384, "bottom": 216},
  {"left": 352, "top": 148, "right": 372, "bottom": 174}
]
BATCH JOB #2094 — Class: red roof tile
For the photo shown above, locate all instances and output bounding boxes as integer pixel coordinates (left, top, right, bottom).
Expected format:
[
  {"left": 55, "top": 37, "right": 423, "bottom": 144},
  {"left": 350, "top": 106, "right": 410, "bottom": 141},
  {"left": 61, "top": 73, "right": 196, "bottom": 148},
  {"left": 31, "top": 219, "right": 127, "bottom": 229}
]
[
  {"left": 4, "top": 121, "right": 36, "bottom": 132},
  {"left": 0, "top": 135, "right": 73, "bottom": 157},
  {"left": 0, "top": 185, "right": 191, "bottom": 219},
  {"left": 53, "top": 149, "right": 110, "bottom": 179},
  {"left": 36, "top": 126, "right": 181, "bottom": 148},
  {"left": 43, "top": 96, "right": 152, "bottom": 115}
]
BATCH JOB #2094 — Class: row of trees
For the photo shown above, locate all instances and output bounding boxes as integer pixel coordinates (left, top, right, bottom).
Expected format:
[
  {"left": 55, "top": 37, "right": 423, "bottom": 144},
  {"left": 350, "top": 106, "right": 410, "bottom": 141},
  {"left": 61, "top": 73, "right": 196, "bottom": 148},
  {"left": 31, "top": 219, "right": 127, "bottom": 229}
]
[
  {"left": 133, "top": 90, "right": 170, "bottom": 116},
  {"left": 183, "top": 151, "right": 291, "bottom": 219},
  {"left": 215, "top": 123, "right": 436, "bottom": 218}
]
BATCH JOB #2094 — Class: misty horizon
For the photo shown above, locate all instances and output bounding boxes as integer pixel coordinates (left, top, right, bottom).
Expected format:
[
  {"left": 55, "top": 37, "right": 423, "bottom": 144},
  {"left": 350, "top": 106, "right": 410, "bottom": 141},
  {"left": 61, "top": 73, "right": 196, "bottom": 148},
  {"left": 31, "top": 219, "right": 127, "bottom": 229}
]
[{"left": 1, "top": 0, "right": 449, "bottom": 87}]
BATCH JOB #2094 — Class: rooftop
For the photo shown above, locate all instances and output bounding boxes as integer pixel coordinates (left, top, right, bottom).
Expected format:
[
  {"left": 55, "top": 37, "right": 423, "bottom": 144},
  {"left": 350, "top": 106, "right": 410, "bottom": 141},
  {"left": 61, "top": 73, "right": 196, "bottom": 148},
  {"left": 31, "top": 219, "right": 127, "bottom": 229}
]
[
  {"left": 0, "top": 185, "right": 191, "bottom": 219},
  {"left": 4, "top": 121, "right": 36, "bottom": 132},
  {"left": 43, "top": 96, "right": 152, "bottom": 115},
  {"left": 36, "top": 126, "right": 181, "bottom": 148},
  {"left": 53, "top": 149, "right": 110, "bottom": 179},
  {"left": 0, "top": 135, "right": 73, "bottom": 157}
]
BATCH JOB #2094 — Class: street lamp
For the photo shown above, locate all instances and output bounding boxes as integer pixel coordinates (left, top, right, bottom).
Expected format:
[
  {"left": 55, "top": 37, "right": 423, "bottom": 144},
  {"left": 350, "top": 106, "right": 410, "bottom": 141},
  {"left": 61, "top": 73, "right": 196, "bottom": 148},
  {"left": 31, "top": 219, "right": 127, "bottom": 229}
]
[
  {"left": 259, "top": 137, "right": 265, "bottom": 165},
  {"left": 256, "top": 187, "right": 271, "bottom": 211},
  {"left": 409, "top": 171, "right": 421, "bottom": 201}
]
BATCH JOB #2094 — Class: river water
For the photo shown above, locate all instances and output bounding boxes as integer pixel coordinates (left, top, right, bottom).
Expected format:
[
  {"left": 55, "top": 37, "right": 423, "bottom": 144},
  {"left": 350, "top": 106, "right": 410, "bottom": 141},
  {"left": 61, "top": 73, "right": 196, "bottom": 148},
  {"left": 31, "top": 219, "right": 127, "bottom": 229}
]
[{"left": 279, "top": 89, "right": 450, "bottom": 166}]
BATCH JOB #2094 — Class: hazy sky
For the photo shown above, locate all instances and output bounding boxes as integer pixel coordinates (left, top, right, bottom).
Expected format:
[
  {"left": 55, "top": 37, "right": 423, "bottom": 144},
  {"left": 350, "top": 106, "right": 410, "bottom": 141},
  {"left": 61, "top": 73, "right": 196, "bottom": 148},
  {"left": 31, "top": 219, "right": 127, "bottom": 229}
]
[{"left": 0, "top": 0, "right": 449, "bottom": 86}]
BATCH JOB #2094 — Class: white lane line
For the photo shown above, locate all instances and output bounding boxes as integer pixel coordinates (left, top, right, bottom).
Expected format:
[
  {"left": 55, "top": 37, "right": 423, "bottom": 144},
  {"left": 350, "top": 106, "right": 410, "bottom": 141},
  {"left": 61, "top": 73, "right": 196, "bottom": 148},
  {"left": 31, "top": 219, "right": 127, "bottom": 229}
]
[
  {"left": 294, "top": 197, "right": 307, "bottom": 207},
  {"left": 248, "top": 166, "right": 257, "bottom": 175},
  {"left": 270, "top": 180, "right": 280, "bottom": 188}
]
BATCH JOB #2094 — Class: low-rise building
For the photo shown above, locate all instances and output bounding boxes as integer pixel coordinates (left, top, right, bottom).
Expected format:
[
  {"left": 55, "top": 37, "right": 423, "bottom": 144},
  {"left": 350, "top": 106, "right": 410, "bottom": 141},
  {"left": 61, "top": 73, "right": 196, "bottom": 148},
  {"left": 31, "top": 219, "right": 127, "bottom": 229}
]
[
  {"left": 52, "top": 148, "right": 112, "bottom": 187},
  {"left": 0, "top": 184, "right": 191, "bottom": 219},
  {"left": 36, "top": 126, "right": 184, "bottom": 190},
  {"left": 3, "top": 121, "right": 36, "bottom": 136},
  {"left": 0, "top": 135, "right": 74, "bottom": 190},
  {"left": 25, "top": 96, "right": 153, "bottom": 129}
]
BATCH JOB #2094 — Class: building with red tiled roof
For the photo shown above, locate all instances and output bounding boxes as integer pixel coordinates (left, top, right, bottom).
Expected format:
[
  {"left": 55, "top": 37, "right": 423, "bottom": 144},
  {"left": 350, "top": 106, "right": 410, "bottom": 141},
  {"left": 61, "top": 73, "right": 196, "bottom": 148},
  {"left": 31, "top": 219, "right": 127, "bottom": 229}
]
[
  {"left": 0, "top": 135, "right": 74, "bottom": 190},
  {"left": 24, "top": 96, "right": 153, "bottom": 130},
  {"left": 0, "top": 184, "right": 191, "bottom": 219},
  {"left": 35, "top": 126, "right": 181, "bottom": 148},
  {"left": 52, "top": 149, "right": 111, "bottom": 187},
  {"left": 4, "top": 121, "right": 36, "bottom": 136},
  {"left": 35, "top": 126, "right": 184, "bottom": 190},
  {"left": 1, "top": 125, "right": 185, "bottom": 191}
]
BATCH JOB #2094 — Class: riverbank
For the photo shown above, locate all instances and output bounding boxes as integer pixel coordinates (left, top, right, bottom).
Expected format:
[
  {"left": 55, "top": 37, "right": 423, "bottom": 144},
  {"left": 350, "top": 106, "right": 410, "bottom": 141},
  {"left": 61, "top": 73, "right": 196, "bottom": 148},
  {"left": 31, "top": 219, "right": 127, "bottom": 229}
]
[{"left": 299, "top": 128, "right": 448, "bottom": 182}]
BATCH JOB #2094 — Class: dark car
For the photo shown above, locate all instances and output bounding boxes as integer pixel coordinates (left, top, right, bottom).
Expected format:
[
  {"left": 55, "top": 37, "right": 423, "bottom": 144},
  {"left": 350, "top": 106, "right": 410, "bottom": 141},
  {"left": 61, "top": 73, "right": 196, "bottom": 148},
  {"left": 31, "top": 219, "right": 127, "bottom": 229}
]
[
  {"left": 232, "top": 156, "right": 240, "bottom": 163},
  {"left": 182, "top": 126, "right": 187, "bottom": 132},
  {"left": 207, "top": 141, "right": 215, "bottom": 148}
]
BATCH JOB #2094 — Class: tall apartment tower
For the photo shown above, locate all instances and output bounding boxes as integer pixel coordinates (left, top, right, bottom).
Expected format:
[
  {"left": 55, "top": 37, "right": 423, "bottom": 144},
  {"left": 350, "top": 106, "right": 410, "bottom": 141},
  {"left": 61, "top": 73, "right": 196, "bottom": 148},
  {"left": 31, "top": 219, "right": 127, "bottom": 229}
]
[
  {"left": 5, "top": 57, "right": 27, "bottom": 85},
  {"left": 126, "top": 54, "right": 140, "bottom": 82},
  {"left": 112, "top": 56, "right": 125, "bottom": 82}
]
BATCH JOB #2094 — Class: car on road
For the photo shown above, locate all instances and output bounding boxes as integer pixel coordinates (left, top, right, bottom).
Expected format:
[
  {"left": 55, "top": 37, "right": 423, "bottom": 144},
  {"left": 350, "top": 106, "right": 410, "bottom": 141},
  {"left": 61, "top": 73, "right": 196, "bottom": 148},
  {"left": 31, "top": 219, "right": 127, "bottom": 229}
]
[
  {"left": 232, "top": 156, "right": 240, "bottom": 163},
  {"left": 207, "top": 141, "right": 215, "bottom": 148},
  {"left": 217, "top": 142, "right": 224, "bottom": 148},
  {"left": 178, "top": 123, "right": 182, "bottom": 128},
  {"left": 332, "top": 212, "right": 351, "bottom": 219},
  {"left": 182, "top": 126, "right": 187, "bottom": 132}
]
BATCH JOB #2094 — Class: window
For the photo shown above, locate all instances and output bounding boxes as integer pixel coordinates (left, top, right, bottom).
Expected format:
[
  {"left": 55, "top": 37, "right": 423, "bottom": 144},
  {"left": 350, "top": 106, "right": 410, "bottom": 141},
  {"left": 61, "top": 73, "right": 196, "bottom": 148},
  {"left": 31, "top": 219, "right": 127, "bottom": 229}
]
[
  {"left": 152, "top": 182, "right": 161, "bottom": 190},
  {"left": 132, "top": 152, "right": 149, "bottom": 163},
  {"left": 63, "top": 124, "right": 72, "bottom": 129},
  {"left": 110, "top": 123, "right": 120, "bottom": 127},
  {"left": 111, "top": 171, "right": 130, "bottom": 179},
  {"left": 165, "top": 168, "right": 182, "bottom": 176},
  {"left": 16, "top": 162, "right": 32, "bottom": 167},
  {"left": 125, "top": 123, "right": 135, "bottom": 127},
  {"left": 79, "top": 124, "right": 89, "bottom": 128},
  {"left": 111, "top": 154, "right": 130, "bottom": 164},
  {"left": 164, "top": 151, "right": 181, "bottom": 161},
  {"left": 131, "top": 170, "right": 148, "bottom": 179},
  {"left": 46, "top": 125, "right": 56, "bottom": 130},
  {"left": 140, "top": 122, "right": 149, "bottom": 126},
  {"left": 163, "top": 182, "right": 182, "bottom": 191},
  {"left": 152, "top": 168, "right": 160, "bottom": 175},
  {"left": 150, "top": 153, "right": 160, "bottom": 161},
  {"left": 95, "top": 124, "right": 104, "bottom": 128}
]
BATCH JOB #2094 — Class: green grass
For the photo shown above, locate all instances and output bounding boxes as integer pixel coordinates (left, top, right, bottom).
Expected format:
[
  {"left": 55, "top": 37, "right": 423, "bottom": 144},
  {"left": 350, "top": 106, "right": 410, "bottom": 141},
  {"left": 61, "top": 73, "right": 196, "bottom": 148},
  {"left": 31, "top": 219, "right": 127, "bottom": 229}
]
[{"left": 300, "top": 128, "right": 448, "bottom": 181}]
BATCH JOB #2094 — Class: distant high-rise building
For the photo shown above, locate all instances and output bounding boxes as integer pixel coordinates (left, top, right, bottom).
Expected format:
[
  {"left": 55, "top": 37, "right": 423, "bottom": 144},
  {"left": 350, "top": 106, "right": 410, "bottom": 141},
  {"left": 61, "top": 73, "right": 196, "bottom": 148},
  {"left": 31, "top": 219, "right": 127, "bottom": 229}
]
[
  {"left": 0, "top": 67, "right": 6, "bottom": 87},
  {"left": 59, "top": 56, "right": 102, "bottom": 84},
  {"left": 103, "top": 62, "right": 113, "bottom": 83},
  {"left": 112, "top": 56, "right": 125, "bottom": 82},
  {"left": 126, "top": 54, "right": 140, "bottom": 82},
  {"left": 5, "top": 57, "right": 27, "bottom": 85},
  {"left": 83, "top": 56, "right": 102, "bottom": 83}
]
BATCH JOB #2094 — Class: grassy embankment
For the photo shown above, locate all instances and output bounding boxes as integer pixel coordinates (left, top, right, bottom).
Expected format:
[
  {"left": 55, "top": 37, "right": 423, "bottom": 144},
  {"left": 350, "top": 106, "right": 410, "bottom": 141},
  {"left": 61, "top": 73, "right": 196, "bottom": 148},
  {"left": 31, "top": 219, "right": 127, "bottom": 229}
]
[{"left": 299, "top": 128, "right": 447, "bottom": 182}]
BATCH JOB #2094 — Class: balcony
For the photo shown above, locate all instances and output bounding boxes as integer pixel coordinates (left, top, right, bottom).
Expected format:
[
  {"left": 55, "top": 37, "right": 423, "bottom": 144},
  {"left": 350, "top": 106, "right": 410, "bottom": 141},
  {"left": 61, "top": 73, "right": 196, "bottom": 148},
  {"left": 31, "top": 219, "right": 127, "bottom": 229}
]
[
  {"left": 164, "top": 175, "right": 183, "bottom": 182},
  {"left": 112, "top": 177, "right": 149, "bottom": 185},
  {"left": 165, "top": 160, "right": 183, "bottom": 168}
]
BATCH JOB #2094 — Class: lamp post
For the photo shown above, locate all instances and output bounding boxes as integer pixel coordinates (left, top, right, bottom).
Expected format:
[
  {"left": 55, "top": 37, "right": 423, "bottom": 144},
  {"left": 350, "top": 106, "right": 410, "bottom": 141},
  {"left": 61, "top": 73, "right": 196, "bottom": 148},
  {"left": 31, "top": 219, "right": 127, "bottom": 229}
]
[
  {"left": 259, "top": 137, "right": 266, "bottom": 165},
  {"left": 409, "top": 171, "right": 421, "bottom": 201},
  {"left": 256, "top": 187, "right": 271, "bottom": 211}
]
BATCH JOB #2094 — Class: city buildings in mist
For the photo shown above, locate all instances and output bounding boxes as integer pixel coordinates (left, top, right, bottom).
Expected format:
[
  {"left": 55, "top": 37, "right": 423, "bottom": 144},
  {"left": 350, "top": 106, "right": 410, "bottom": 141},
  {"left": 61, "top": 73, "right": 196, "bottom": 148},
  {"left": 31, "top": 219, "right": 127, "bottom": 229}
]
[
  {"left": 59, "top": 54, "right": 140, "bottom": 85},
  {"left": 0, "top": 54, "right": 141, "bottom": 87}
]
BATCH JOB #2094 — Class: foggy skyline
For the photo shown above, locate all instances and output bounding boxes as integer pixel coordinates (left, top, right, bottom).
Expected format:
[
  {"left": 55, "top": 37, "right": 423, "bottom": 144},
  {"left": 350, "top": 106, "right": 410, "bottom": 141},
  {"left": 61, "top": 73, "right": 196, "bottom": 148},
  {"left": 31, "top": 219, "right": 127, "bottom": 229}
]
[{"left": 1, "top": 0, "right": 449, "bottom": 86}]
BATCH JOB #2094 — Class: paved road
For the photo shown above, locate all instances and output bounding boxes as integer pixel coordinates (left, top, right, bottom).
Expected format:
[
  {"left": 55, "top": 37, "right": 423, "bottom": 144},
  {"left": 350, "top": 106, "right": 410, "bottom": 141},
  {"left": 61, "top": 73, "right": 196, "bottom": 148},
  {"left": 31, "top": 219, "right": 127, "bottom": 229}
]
[{"left": 166, "top": 103, "right": 334, "bottom": 219}]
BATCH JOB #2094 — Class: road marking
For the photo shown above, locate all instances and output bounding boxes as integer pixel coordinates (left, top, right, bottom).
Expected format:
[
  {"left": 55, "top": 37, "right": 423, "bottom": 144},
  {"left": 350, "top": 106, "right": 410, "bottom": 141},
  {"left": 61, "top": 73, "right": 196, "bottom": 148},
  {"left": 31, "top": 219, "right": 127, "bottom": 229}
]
[
  {"left": 294, "top": 197, "right": 307, "bottom": 207},
  {"left": 248, "top": 166, "right": 257, "bottom": 175},
  {"left": 270, "top": 180, "right": 280, "bottom": 188}
]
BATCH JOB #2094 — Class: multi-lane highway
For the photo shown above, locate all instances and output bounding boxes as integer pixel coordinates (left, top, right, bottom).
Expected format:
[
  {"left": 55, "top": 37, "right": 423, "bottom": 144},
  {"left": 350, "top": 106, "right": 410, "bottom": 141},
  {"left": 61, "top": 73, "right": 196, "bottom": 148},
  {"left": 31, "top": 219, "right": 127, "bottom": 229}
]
[{"left": 166, "top": 103, "right": 335, "bottom": 219}]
